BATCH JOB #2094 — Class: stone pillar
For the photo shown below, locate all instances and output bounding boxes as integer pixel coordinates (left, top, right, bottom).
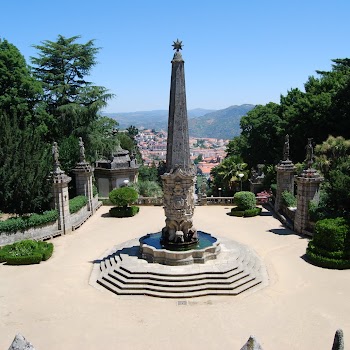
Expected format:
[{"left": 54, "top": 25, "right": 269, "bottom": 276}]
[
  {"left": 51, "top": 141, "right": 72, "bottom": 234},
  {"left": 294, "top": 168, "right": 323, "bottom": 235},
  {"left": 73, "top": 137, "right": 94, "bottom": 212},
  {"left": 275, "top": 160, "right": 296, "bottom": 212},
  {"left": 52, "top": 171, "right": 72, "bottom": 234},
  {"left": 73, "top": 162, "right": 94, "bottom": 212}
]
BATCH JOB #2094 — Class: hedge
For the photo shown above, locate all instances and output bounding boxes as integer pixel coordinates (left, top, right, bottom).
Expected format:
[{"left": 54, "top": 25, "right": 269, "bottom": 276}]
[
  {"left": 230, "top": 207, "right": 261, "bottom": 218},
  {"left": 0, "top": 210, "right": 58, "bottom": 233},
  {"left": 234, "top": 191, "right": 256, "bottom": 210},
  {"left": 305, "top": 217, "right": 350, "bottom": 269},
  {"left": 109, "top": 206, "right": 140, "bottom": 218},
  {"left": 0, "top": 240, "right": 54, "bottom": 265},
  {"left": 306, "top": 248, "right": 350, "bottom": 270},
  {"left": 313, "top": 217, "right": 349, "bottom": 252},
  {"left": 69, "top": 195, "right": 88, "bottom": 214}
]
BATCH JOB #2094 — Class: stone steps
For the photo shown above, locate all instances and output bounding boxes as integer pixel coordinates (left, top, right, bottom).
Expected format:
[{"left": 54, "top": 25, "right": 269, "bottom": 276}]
[
  {"left": 97, "top": 275, "right": 262, "bottom": 298},
  {"left": 92, "top": 236, "right": 268, "bottom": 299},
  {"left": 106, "top": 268, "right": 249, "bottom": 287}
]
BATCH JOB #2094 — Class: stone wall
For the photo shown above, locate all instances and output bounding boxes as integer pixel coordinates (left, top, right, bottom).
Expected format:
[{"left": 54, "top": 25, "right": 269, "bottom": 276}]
[
  {"left": 0, "top": 221, "right": 60, "bottom": 246},
  {"left": 0, "top": 197, "right": 101, "bottom": 247}
]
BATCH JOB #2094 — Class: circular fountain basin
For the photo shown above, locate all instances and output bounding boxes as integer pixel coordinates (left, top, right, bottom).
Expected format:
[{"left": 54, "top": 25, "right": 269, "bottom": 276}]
[{"left": 139, "top": 231, "right": 221, "bottom": 266}]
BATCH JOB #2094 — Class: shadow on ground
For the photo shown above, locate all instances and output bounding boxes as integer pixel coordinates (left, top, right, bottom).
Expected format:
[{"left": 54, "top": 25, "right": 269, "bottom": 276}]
[
  {"left": 268, "top": 228, "right": 294, "bottom": 236},
  {"left": 90, "top": 245, "right": 141, "bottom": 264}
]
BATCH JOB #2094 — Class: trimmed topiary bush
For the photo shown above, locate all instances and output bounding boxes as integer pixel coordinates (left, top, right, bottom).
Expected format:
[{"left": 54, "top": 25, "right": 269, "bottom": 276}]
[
  {"left": 109, "top": 187, "right": 139, "bottom": 217},
  {"left": 306, "top": 217, "right": 350, "bottom": 269},
  {"left": 0, "top": 240, "right": 54, "bottom": 265},
  {"left": 230, "top": 207, "right": 261, "bottom": 218},
  {"left": 230, "top": 208, "right": 245, "bottom": 217},
  {"left": 234, "top": 191, "right": 256, "bottom": 210},
  {"left": 313, "top": 217, "right": 348, "bottom": 252},
  {"left": 244, "top": 207, "right": 262, "bottom": 217},
  {"left": 109, "top": 206, "right": 140, "bottom": 218},
  {"left": 69, "top": 195, "right": 88, "bottom": 214},
  {"left": 109, "top": 187, "right": 138, "bottom": 208}
]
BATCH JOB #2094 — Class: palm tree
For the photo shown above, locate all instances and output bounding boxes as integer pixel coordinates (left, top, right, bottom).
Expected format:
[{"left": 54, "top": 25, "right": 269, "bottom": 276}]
[{"left": 210, "top": 155, "right": 248, "bottom": 195}]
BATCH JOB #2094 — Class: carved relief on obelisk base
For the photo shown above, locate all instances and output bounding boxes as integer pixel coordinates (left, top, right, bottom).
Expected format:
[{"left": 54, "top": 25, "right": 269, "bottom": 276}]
[{"left": 161, "top": 40, "right": 198, "bottom": 247}]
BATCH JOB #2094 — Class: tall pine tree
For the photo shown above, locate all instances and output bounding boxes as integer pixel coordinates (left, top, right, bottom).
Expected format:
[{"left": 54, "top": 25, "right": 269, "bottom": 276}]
[{"left": 0, "top": 39, "right": 51, "bottom": 214}]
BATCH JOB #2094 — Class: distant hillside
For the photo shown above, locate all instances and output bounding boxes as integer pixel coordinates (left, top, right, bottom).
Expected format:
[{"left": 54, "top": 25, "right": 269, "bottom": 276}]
[
  {"left": 103, "top": 109, "right": 215, "bottom": 130},
  {"left": 189, "top": 104, "right": 255, "bottom": 139},
  {"left": 103, "top": 104, "right": 255, "bottom": 139}
]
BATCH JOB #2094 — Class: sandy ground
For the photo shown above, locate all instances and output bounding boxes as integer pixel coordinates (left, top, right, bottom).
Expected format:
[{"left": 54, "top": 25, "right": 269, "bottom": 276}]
[{"left": 0, "top": 205, "right": 349, "bottom": 350}]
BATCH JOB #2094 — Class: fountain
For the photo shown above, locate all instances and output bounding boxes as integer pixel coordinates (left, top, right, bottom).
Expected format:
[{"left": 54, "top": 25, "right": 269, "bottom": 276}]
[
  {"left": 90, "top": 41, "right": 268, "bottom": 297},
  {"left": 138, "top": 39, "right": 220, "bottom": 264}
]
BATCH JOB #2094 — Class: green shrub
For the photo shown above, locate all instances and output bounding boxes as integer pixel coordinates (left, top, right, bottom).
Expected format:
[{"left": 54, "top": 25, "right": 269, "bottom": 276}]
[
  {"left": 307, "top": 242, "right": 345, "bottom": 260},
  {"left": 109, "top": 187, "right": 138, "bottom": 207},
  {"left": 270, "top": 184, "right": 277, "bottom": 197},
  {"left": 244, "top": 207, "right": 262, "bottom": 217},
  {"left": 0, "top": 210, "right": 58, "bottom": 233},
  {"left": 0, "top": 240, "right": 54, "bottom": 265},
  {"left": 109, "top": 206, "right": 140, "bottom": 217},
  {"left": 305, "top": 217, "right": 350, "bottom": 269},
  {"left": 92, "top": 184, "right": 98, "bottom": 197},
  {"left": 69, "top": 195, "right": 88, "bottom": 214},
  {"left": 230, "top": 207, "right": 261, "bottom": 218},
  {"left": 306, "top": 247, "right": 350, "bottom": 270},
  {"left": 132, "top": 180, "right": 163, "bottom": 198},
  {"left": 234, "top": 191, "right": 256, "bottom": 210},
  {"left": 313, "top": 217, "right": 349, "bottom": 252},
  {"left": 281, "top": 190, "right": 297, "bottom": 207},
  {"left": 230, "top": 208, "right": 245, "bottom": 217},
  {"left": 6, "top": 254, "right": 43, "bottom": 265}
]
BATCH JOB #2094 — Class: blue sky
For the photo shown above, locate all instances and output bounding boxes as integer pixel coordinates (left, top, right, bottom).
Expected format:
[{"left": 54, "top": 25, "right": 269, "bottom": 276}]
[{"left": 2, "top": 0, "right": 350, "bottom": 112}]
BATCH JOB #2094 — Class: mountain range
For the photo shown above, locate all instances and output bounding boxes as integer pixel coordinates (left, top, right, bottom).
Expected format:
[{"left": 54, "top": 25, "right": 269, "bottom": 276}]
[{"left": 103, "top": 104, "right": 255, "bottom": 140}]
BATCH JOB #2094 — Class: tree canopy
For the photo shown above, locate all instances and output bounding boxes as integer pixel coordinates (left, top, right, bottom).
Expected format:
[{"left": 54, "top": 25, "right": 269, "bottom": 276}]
[
  {"left": 0, "top": 39, "right": 51, "bottom": 214},
  {"left": 228, "top": 59, "right": 350, "bottom": 167},
  {"left": 31, "top": 35, "right": 114, "bottom": 147}
]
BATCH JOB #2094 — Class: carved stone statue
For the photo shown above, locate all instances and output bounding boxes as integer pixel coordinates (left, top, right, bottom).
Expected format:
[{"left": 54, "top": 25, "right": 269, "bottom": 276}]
[
  {"left": 79, "top": 137, "right": 86, "bottom": 162},
  {"left": 283, "top": 134, "right": 290, "bottom": 161},
  {"left": 250, "top": 167, "right": 258, "bottom": 181},
  {"left": 306, "top": 138, "right": 314, "bottom": 168},
  {"left": 52, "top": 141, "right": 63, "bottom": 174},
  {"left": 52, "top": 142, "right": 59, "bottom": 164}
]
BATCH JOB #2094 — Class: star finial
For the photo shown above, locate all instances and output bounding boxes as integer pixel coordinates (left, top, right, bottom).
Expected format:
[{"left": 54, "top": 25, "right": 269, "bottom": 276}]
[{"left": 172, "top": 39, "right": 183, "bottom": 52}]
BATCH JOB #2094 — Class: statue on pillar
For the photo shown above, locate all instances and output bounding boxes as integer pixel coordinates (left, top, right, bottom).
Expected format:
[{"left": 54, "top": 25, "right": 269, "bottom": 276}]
[
  {"left": 306, "top": 138, "right": 314, "bottom": 169},
  {"left": 79, "top": 137, "right": 86, "bottom": 163},
  {"left": 52, "top": 141, "right": 62, "bottom": 174},
  {"left": 283, "top": 134, "right": 290, "bottom": 161}
]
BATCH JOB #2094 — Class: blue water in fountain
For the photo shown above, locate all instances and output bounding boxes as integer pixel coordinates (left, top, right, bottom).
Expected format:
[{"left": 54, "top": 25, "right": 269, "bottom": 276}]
[{"left": 141, "top": 231, "right": 217, "bottom": 251}]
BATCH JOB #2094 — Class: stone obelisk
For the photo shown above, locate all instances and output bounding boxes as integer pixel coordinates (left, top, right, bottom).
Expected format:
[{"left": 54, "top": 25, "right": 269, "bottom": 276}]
[{"left": 161, "top": 39, "right": 198, "bottom": 248}]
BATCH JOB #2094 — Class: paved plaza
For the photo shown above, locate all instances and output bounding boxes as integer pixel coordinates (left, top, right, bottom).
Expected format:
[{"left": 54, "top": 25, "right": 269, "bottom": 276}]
[{"left": 1, "top": 205, "right": 349, "bottom": 349}]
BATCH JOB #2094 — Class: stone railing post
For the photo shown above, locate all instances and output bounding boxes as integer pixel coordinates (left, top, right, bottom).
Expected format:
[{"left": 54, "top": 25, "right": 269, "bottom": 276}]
[
  {"left": 275, "top": 159, "right": 296, "bottom": 212},
  {"left": 73, "top": 137, "right": 94, "bottom": 213},
  {"left": 73, "top": 162, "right": 94, "bottom": 213},
  {"left": 51, "top": 141, "right": 72, "bottom": 234},
  {"left": 294, "top": 168, "right": 323, "bottom": 235},
  {"left": 294, "top": 138, "right": 324, "bottom": 235},
  {"left": 52, "top": 171, "right": 72, "bottom": 234}
]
